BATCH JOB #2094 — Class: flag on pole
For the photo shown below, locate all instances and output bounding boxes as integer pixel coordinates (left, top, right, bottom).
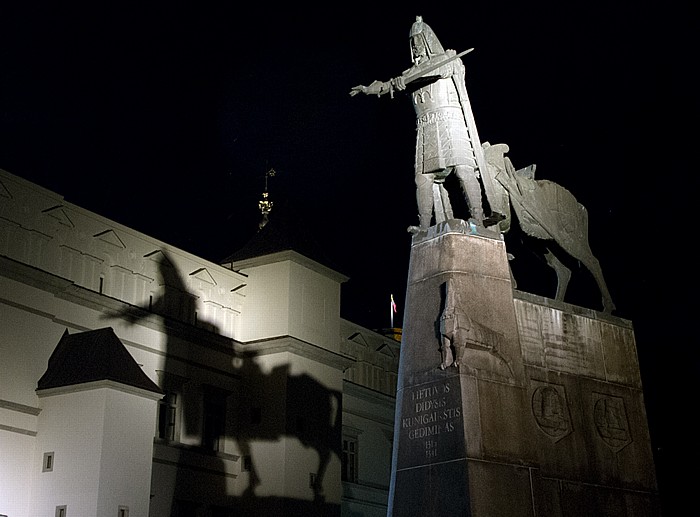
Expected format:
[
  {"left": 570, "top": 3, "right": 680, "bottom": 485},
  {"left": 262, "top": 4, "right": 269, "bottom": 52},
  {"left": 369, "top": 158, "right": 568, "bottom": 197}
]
[{"left": 391, "top": 294, "right": 397, "bottom": 313}]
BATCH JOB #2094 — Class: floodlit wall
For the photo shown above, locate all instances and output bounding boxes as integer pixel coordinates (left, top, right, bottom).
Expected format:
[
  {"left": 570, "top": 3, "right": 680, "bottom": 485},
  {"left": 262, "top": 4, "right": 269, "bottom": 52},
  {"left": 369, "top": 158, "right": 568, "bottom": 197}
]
[{"left": 0, "top": 168, "right": 400, "bottom": 517}]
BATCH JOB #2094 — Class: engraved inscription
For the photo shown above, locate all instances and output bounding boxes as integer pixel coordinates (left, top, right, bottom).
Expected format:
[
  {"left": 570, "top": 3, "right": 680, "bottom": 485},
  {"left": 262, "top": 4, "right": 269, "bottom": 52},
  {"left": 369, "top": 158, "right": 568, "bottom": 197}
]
[{"left": 400, "top": 380, "right": 461, "bottom": 459}]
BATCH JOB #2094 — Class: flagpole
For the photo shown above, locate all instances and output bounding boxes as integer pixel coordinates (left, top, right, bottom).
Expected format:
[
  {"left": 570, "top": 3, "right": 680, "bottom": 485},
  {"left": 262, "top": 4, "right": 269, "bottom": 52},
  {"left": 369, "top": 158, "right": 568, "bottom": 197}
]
[{"left": 390, "top": 297, "right": 394, "bottom": 328}]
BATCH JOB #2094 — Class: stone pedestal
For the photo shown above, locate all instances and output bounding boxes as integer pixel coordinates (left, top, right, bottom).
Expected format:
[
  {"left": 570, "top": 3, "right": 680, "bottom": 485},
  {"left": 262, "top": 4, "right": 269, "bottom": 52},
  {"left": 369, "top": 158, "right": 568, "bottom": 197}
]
[{"left": 387, "top": 220, "right": 534, "bottom": 516}]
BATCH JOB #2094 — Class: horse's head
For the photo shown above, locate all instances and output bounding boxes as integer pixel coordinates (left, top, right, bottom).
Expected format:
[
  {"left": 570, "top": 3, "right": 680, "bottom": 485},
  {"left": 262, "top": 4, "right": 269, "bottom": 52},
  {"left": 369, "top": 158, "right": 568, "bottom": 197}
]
[{"left": 482, "top": 142, "right": 513, "bottom": 233}]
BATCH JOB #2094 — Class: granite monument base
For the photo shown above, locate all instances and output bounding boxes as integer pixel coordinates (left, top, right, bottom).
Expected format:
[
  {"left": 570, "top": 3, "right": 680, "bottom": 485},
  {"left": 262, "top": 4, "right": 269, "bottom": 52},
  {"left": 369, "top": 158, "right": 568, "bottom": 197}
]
[
  {"left": 387, "top": 218, "right": 661, "bottom": 516},
  {"left": 387, "top": 219, "right": 534, "bottom": 516}
]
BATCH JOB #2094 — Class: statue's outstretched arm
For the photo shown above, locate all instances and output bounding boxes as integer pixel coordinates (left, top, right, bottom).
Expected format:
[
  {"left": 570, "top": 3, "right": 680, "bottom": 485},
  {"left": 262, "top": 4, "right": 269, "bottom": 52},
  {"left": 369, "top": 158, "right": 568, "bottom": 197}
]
[{"left": 350, "top": 76, "right": 407, "bottom": 98}]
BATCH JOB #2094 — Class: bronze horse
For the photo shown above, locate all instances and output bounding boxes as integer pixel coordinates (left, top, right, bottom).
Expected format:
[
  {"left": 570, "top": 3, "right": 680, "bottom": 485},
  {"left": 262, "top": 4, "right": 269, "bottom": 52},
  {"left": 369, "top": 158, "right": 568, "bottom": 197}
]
[{"left": 482, "top": 142, "right": 616, "bottom": 314}]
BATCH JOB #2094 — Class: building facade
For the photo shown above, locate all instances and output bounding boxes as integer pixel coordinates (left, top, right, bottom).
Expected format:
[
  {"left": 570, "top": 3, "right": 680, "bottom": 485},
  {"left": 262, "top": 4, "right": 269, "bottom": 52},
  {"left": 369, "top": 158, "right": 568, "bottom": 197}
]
[{"left": 0, "top": 169, "right": 399, "bottom": 517}]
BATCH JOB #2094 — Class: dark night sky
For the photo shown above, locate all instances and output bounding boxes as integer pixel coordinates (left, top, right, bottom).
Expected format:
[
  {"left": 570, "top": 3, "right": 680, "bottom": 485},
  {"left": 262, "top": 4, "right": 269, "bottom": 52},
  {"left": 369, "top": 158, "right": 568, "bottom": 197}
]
[{"left": 1, "top": 3, "right": 696, "bottom": 513}]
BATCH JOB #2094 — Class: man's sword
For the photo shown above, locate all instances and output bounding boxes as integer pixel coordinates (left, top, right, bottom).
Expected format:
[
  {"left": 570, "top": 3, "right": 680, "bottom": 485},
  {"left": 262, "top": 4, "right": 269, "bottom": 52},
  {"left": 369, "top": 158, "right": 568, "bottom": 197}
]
[
  {"left": 402, "top": 48, "right": 474, "bottom": 87},
  {"left": 351, "top": 48, "right": 474, "bottom": 98},
  {"left": 385, "top": 48, "right": 474, "bottom": 98}
]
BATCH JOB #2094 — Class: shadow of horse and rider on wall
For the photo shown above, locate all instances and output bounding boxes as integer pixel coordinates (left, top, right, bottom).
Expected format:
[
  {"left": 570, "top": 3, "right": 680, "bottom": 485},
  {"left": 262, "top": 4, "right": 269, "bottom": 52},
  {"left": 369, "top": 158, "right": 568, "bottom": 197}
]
[{"left": 103, "top": 251, "right": 342, "bottom": 517}]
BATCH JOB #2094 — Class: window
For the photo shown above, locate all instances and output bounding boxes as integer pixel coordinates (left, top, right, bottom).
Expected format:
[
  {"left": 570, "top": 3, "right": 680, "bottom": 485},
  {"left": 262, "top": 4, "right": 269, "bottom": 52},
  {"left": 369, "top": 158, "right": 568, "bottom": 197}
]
[
  {"left": 155, "top": 371, "right": 187, "bottom": 442},
  {"left": 157, "top": 391, "right": 178, "bottom": 441},
  {"left": 342, "top": 425, "right": 362, "bottom": 483},
  {"left": 341, "top": 436, "right": 358, "bottom": 483},
  {"left": 202, "top": 385, "right": 228, "bottom": 452},
  {"left": 117, "top": 506, "right": 129, "bottom": 517},
  {"left": 55, "top": 506, "right": 67, "bottom": 517},
  {"left": 43, "top": 451, "right": 55, "bottom": 472}
]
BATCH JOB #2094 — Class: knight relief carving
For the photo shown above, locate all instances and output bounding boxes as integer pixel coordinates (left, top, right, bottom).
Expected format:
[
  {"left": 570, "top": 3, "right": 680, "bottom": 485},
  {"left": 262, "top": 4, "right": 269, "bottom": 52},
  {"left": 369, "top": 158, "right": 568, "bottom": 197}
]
[{"left": 437, "top": 280, "right": 513, "bottom": 376}]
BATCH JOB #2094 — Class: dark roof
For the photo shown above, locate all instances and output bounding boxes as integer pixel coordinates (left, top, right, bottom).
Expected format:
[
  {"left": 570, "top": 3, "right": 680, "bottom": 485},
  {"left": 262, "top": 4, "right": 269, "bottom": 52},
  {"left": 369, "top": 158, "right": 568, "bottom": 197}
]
[
  {"left": 220, "top": 200, "right": 345, "bottom": 274},
  {"left": 37, "top": 327, "right": 163, "bottom": 394}
]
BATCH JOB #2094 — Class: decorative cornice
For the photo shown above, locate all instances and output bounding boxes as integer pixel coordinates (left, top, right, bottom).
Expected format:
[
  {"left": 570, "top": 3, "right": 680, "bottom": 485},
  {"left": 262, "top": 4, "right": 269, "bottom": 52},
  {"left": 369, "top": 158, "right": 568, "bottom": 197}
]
[
  {"left": 36, "top": 379, "right": 164, "bottom": 401},
  {"left": 0, "top": 399, "right": 41, "bottom": 416}
]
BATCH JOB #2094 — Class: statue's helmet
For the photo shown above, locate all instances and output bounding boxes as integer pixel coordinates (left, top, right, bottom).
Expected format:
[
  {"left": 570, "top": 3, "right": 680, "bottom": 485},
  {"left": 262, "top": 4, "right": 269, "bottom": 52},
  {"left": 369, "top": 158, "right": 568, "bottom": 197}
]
[{"left": 409, "top": 16, "right": 445, "bottom": 63}]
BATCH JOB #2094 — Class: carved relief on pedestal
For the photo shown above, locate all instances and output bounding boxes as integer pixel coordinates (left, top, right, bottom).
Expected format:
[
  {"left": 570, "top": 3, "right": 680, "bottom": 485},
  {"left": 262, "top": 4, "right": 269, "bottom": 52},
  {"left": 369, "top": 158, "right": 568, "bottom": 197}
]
[
  {"left": 531, "top": 383, "right": 572, "bottom": 442},
  {"left": 436, "top": 279, "right": 514, "bottom": 378},
  {"left": 592, "top": 393, "right": 632, "bottom": 452}
]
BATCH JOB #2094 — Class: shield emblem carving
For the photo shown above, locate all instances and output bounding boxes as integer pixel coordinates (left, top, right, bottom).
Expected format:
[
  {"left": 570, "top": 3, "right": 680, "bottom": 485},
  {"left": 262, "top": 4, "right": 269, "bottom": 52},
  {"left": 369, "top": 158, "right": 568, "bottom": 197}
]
[{"left": 593, "top": 393, "right": 632, "bottom": 452}]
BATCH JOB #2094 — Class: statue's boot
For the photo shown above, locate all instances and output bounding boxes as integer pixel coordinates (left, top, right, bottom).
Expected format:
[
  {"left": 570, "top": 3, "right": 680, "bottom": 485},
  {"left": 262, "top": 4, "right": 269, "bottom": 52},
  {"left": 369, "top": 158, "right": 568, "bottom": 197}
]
[
  {"left": 407, "top": 212, "right": 432, "bottom": 234},
  {"left": 469, "top": 207, "right": 485, "bottom": 227},
  {"left": 483, "top": 211, "right": 506, "bottom": 227}
]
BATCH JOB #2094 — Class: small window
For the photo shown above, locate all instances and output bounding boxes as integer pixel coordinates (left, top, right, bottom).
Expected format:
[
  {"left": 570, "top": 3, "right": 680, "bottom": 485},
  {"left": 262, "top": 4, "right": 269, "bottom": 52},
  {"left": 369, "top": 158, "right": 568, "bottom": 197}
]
[
  {"left": 43, "top": 451, "right": 55, "bottom": 472},
  {"left": 203, "top": 395, "right": 226, "bottom": 451},
  {"left": 157, "top": 391, "right": 178, "bottom": 441},
  {"left": 118, "top": 506, "right": 129, "bottom": 517},
  {"left": 342, "top": 437, "right": 358, "bottom": 483},
  {"left": 155, "top": 370, "right": 188, "bottom": 443},
  {"left": 242, "top": 455, "right": 252, "bottom": 472},
  {"left": 55, "top": 506, "right": 67, "bottom": 517}
]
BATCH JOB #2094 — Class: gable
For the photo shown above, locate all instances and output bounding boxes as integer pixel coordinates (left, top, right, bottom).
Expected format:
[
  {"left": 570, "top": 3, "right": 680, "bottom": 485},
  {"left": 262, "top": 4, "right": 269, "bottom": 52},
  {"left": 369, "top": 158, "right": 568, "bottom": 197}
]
[
  {"left": 94, "top": 229, "right": 126, "bottom": 249},
  {"left": 42, "top": 205, "right": 74, "bottom": 228}
]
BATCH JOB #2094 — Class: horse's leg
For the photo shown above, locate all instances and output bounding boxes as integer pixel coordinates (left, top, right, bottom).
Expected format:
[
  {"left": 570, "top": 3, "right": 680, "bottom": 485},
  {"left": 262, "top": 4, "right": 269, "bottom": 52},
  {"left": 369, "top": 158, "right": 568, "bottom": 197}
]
[
  {"left": 544, "top": 248, "right": 571, "bottom": 302},
  {"left": 579, "top": 254, "right": 616, "bottom": 313},
  {"left": 557, "top": 239, "right": 617, "bottom": 313},
  {"left": 313, "top": 446, "right": 330, "bottom": 503},
  {"left": 239, "top": 440, "right": 260, "bottom": 497}
]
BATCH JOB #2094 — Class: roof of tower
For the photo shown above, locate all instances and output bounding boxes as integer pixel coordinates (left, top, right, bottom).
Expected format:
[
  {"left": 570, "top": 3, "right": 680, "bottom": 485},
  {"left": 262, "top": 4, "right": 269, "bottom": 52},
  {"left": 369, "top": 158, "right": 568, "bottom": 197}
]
[
  {"left": 37, "top": 327, "right": 163, "bottom": 394},
  {"left": 220, "top": 200, "right": 345, "bottom": 275}
]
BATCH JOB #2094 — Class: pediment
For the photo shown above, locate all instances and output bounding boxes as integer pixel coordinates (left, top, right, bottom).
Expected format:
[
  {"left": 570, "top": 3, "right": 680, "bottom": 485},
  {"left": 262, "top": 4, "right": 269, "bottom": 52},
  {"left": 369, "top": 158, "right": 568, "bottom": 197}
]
[
  {"left": 375, "top": 343, "right": 396, "bottom": 358},
  {"left": 144, "top": 250, "right": 175, "bottom": 268},
  {"left": 42, "top": 205, "right": 74, "bottom": 228},
  {"left": 230, "top": 281, "right": 247, "bottom": 294},
  {"left": 93, "top": 229, "right": 126, "bottom": 248},
  {"left": 189, "top": 267, "right": 216, "bottom": 286},
  {"left": 348, "top": 332, "right": 369, "bottom": 348},
  {"left": 0, "top": 178, "right": 11, "bottom": 199}
]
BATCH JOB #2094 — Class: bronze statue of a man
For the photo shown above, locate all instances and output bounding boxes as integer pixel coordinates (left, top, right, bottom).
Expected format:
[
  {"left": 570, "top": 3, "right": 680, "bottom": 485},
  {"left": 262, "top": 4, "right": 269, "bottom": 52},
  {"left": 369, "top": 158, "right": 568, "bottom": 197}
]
[{"left": 351, "top": 16, "right": 487, "bottom": 231}]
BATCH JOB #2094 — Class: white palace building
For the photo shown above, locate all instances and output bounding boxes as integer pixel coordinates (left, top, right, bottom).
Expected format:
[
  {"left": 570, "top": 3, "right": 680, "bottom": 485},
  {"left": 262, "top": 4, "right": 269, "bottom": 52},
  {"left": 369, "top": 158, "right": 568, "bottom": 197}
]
[{"left": 0, "top": 168, "right": 400, "bottom": 517}]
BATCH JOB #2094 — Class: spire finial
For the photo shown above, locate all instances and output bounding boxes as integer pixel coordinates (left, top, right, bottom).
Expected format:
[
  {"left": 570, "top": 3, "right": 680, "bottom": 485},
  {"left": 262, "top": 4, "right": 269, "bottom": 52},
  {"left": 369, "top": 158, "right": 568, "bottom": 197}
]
[{"left": 258, "top": 168, "right": 276, "bottom": 229}]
